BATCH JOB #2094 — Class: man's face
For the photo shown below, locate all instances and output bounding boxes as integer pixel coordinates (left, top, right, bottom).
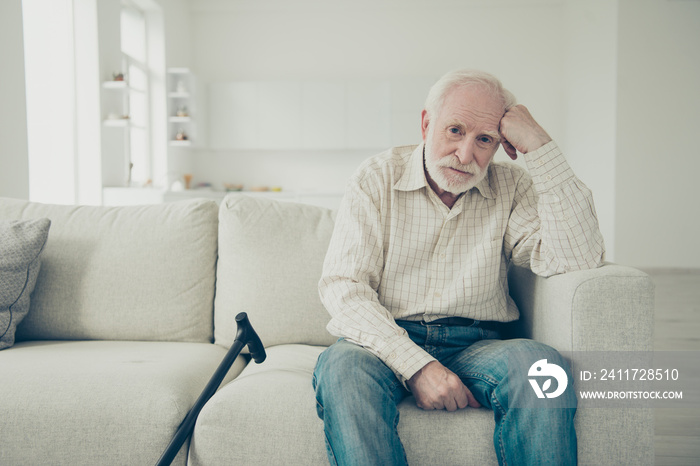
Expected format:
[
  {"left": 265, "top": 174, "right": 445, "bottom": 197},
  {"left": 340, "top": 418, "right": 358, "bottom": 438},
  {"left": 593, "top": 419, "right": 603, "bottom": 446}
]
[{"left": 422, "top": 85, "right": 505, "bottom": 196}]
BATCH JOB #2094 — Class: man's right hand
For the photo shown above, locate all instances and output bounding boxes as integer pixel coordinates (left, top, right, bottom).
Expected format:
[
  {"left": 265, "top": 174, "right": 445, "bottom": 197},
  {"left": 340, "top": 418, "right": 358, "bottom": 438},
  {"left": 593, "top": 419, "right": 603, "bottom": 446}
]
[{"left": 407, "top": 361, "right": 481, "bottom": 411}]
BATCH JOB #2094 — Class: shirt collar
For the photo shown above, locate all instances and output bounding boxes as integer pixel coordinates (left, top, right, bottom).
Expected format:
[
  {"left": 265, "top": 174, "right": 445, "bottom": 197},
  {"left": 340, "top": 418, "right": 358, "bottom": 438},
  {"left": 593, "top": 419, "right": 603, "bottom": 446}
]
[
  {"left": 473, "top": 168, "right": 495, "bottom": 200},
  {"left": 393, "top": 143, "right": 496, "bottom": 200},
  {"left": 393, "top": 144, "right": 427, "bottom": 192}
]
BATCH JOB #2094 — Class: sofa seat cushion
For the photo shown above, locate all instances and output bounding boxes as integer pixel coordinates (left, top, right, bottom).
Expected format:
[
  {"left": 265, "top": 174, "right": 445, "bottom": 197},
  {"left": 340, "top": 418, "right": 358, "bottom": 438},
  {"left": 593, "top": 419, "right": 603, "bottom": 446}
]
[
  {"left": 189, "top": 344, "right": 498, "bottom": 465},
  {"left": 0, "top": 340, "right": 246, "bottom": 466}
]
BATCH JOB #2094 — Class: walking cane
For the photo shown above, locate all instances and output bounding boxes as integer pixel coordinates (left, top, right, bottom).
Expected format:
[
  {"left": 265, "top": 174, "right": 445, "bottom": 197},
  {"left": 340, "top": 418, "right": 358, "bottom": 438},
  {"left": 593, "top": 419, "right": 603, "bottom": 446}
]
[{"left": 155, "top": 312, "right": 266, "bottom": 466}]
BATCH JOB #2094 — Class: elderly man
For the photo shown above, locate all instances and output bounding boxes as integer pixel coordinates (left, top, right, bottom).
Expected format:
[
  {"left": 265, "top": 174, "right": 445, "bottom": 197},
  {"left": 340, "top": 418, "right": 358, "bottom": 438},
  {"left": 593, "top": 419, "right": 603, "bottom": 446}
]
[{"left": 313, "top": 69, "right": 605, "bottom": 465}]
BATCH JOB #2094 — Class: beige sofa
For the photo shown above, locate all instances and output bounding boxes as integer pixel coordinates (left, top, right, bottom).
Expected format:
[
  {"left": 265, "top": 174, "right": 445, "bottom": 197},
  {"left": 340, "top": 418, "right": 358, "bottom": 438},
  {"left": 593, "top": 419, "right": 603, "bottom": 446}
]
[{"left": 0, "top": 194, "right": 655, "bottom": 465}]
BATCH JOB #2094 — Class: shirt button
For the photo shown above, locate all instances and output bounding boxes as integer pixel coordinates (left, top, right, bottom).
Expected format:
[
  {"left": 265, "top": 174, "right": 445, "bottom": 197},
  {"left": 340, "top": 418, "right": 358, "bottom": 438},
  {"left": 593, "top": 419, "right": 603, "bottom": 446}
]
[
  {"left": 546, "top": 175, "right": 552, "bottom": 181},
  {"left": 440, "top": 253, "right": 446, "bottom": 259},
  {"left": 389, "top": 353, "right": 396, "bottom": 360},
  {"left": 434, "top": 292, "right": 442, "bottom": 298}
]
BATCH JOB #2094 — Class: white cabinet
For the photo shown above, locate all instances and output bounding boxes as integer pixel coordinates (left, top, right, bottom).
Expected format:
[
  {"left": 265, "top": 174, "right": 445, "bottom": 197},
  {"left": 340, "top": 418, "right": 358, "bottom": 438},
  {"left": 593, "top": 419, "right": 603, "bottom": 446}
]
[
  {"left": 258, "top": 82, "right": 303, "bottom": 149},
  {"left": 208, "top": 79, "right": 418, "bottom": 150},
  {"left": 167, "top": 68, "right": 197, "bottom": 147},
  {"left": 209, "top": 82, "right": 257, "bottom": 149},
  {"left": 301, "top": 82, "right": 345, "bottom": 149}
]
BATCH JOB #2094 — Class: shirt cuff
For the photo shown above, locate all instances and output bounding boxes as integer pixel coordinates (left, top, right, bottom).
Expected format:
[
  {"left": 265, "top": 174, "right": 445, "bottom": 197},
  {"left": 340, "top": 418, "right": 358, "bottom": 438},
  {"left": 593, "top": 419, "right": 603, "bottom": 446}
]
[
  {"left": 524, "top": 141, "right": 575, "bottom": 194},
  {"left": 377, "top": 333, "right": 436, "bottom": 386}
]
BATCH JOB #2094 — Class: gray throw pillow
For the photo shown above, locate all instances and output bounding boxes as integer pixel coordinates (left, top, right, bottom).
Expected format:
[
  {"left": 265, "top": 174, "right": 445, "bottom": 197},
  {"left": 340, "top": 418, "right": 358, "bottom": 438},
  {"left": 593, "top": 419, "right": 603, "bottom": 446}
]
[{"left": 0, "top": 218, "right": 51, "bottom": 349}]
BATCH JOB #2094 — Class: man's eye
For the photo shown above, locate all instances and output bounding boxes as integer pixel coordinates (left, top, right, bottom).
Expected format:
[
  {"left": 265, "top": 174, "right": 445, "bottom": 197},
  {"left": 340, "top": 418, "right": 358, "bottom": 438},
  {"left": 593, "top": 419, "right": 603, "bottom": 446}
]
[
  {"left": 449, "top": 127, "right": 461, "bottom": 135},
  {"left": 479, "top": 136, "right": 493, "bottom": 144}
]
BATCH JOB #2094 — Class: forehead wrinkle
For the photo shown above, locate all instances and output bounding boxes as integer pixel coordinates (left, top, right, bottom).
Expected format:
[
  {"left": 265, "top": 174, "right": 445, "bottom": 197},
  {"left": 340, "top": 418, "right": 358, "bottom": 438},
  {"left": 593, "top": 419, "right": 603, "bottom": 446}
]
[
  {"left": 440, "top": 101, "right": 502, "bottom": 124},
  {"left": 437, "top": 86, "right": 505, "bottom": 127}
]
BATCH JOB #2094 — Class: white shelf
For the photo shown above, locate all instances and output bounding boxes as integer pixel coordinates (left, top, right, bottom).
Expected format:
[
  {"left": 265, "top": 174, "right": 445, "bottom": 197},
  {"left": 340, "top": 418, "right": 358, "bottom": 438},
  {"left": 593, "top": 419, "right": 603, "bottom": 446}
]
[
  {"left": 167, "top": 67, "right": 191, "bottom": 74},
  {"left": 169, "top": 140, "right": 192, "bottom": 147},
  {"left": 167, "top": 68, "right": 197, "bottom": 148},
  {"left": 103, "top": 80, "right": 128, "bottom": 89},
  {"left": 103, "top": 119, "right": 130, "bottom": 127}
]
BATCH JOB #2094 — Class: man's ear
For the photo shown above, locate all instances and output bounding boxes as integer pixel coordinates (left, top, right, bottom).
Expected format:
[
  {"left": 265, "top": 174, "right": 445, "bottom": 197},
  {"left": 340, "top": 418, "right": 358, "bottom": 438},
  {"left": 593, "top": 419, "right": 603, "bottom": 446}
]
[{"left": 421, "top": 109, "right": 430, "bottom": 141}]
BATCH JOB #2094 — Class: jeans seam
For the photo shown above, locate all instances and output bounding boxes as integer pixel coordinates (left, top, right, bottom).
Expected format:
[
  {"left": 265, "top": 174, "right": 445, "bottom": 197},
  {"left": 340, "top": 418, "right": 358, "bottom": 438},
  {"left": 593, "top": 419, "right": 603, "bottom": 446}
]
[
  {"left": 461, "top": 371, "right": 500, "bottom": 387},
  {"left": 393, "top": 407, "right": 408, "bottom": 466},
  {"left": 491, "top": 392, "right": 508, "bottom": 466},
  {"left": 323, "top": 431, "right": 339, "bottom": 466},
  {"left": 463, "top": 370, "right": 508, "bottom": 465}
]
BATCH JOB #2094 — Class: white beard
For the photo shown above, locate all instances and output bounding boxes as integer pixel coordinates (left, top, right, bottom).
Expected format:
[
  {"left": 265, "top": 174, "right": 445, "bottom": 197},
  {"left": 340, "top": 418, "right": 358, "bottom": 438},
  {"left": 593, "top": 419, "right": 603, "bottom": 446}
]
[{"left": 424, "top": 135, "right": 490, "bottom": 195}]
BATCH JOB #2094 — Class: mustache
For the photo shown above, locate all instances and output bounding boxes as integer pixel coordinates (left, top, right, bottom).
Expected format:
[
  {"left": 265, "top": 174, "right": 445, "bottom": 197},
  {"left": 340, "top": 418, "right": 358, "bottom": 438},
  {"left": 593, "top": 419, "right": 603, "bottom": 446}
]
[{"left": 436, "top": 157, "right": 482, "bottom": 175}]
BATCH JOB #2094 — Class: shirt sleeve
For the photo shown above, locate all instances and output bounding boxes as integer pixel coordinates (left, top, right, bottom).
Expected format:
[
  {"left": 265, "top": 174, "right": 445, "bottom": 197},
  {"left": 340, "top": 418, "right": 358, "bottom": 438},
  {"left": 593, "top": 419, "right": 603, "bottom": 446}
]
[
  {"left": 318, "top": 176, "right": 435, "bottom": 384},
  {"left": 505, "top": 141, "right": 606, "bottom": 276}
]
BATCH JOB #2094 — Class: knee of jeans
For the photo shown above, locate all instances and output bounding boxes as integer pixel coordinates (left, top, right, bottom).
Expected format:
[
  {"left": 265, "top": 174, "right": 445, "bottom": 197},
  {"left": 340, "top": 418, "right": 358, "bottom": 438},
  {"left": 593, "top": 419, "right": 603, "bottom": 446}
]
[
  {"left": 525, "top": 341, "right": 572, "bottom": 375},
  {"left": 506, "top": 339, "right": 563, "bottom": 361},
  {"left": 314, "top": 341, "right": 398, "bottom": 405},
  {"left": 510, "top": 339, "right": 577, "bottom": 404}
]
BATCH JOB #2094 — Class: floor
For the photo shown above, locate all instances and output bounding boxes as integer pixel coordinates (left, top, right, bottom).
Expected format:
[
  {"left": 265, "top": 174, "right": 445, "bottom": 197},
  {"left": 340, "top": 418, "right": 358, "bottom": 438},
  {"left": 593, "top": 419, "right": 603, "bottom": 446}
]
[{"left": 642, "top": 268, "right": 700, "bottom": 466}]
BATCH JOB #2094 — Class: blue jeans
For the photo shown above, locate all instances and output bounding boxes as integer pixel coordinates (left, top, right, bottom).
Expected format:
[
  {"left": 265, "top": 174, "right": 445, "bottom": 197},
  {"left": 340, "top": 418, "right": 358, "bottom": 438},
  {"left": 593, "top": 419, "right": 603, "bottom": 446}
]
[{"left": 313, "top": 321, "right": 577, "bottom": 465}]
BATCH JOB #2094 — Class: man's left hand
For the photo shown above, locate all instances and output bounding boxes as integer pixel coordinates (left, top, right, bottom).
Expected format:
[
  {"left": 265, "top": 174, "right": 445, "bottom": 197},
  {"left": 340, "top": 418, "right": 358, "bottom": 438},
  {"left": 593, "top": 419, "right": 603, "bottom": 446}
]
[{"left": 499, "top": 105, "right": 552, "bottom": 160}]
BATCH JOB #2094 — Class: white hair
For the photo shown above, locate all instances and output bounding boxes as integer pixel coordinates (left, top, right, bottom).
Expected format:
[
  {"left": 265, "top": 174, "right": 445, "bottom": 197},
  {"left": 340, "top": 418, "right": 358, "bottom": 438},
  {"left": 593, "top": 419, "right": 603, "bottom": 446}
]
[{"left": 424, "top": 69, "right": 517, "bottom": 118}]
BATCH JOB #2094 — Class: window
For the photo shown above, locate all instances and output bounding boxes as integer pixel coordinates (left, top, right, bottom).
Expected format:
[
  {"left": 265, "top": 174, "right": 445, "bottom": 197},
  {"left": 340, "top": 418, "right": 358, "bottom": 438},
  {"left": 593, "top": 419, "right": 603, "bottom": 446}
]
[{"left": 120, "top": 2, "right": 151, "bottom": 186}]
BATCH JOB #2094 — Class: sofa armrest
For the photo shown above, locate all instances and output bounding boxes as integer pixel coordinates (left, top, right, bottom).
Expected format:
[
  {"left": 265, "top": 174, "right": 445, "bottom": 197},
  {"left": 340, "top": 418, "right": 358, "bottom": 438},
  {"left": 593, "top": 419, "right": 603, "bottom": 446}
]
[
  {"left": 508, "top": 264, "right": 657, "bottom": 465},
  {"left": 507, "top": 263, "right": 655, "bottom": 352}
]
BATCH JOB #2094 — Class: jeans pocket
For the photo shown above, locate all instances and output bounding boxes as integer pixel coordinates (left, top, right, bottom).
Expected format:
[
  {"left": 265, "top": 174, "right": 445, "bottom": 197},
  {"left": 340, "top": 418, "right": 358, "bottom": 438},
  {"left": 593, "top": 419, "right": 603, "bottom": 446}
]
[{"left": 479, "top": 326, "right": 504, "bottom": 340}]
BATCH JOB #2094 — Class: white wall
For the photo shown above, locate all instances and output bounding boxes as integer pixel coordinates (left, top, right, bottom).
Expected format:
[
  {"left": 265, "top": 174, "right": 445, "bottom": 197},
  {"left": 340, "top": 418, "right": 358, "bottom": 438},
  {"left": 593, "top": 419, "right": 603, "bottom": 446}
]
[
  {"left": 0, "top": 0, "right": 29, "bottom": 200},
  {"left": 162, "top": 0, "right": 192, "bottom": 67},
  {"left": 616, "top": 0, "right": 700, "bottom": 268},
  {"left": 23, "top": 0, "right": 78, "bottom": 205},
  {"left": 562, "top": 0, "right": 618, "bottom": 262}
]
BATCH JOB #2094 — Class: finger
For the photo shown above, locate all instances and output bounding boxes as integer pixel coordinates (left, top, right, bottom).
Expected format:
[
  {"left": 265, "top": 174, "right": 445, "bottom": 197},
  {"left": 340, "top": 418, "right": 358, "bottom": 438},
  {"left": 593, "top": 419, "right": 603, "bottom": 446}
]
[
  {"left": 443, "top": 396, "right": 458, "bottom": 412},
  {"left": 501, "top": 140, "right": 518, "bottom": 160},
  {"left": 455, "top": 391, "right": 469, "bottom": 410},
  {"left": 465, "top": 388, "right": 481, "bottom": 408},
  {"left": 415, "top": 396, "right": 434, "bottom": 411},
  {"left": 416, "top": 400, "right": 432, "bottom": 410}
]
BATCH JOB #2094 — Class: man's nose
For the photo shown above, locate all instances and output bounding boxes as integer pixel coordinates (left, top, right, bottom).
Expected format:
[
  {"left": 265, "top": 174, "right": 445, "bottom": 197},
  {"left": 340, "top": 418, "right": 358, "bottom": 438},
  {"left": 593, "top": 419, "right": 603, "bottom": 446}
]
[{"left": 455, "top": 137, "right": 476, "bottom": 165}]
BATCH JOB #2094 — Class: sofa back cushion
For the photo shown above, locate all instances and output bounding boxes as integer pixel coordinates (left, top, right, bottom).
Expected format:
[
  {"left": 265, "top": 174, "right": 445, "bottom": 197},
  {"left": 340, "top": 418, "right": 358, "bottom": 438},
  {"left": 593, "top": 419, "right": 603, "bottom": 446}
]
[
  {"left": 0, "top": 198, "right": 218, "bottom": 342},
  {"left": 215, "top": 194, "right": 337, "bottom": 349}
]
